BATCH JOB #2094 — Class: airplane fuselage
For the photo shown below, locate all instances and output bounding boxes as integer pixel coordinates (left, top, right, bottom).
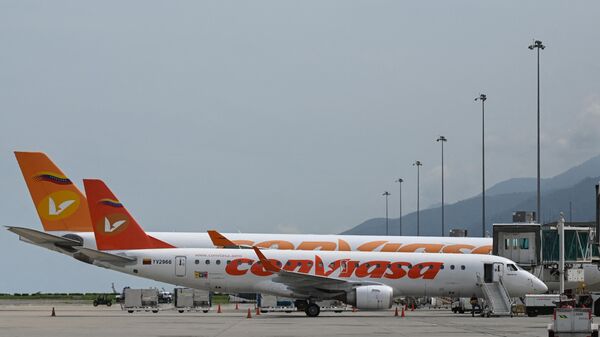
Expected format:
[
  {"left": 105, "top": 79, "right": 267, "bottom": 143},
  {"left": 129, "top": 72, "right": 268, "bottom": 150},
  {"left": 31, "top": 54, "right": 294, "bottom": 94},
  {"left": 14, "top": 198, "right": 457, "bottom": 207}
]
[{"left": 101, "top": 248, "right": 546, "bottom": 300}]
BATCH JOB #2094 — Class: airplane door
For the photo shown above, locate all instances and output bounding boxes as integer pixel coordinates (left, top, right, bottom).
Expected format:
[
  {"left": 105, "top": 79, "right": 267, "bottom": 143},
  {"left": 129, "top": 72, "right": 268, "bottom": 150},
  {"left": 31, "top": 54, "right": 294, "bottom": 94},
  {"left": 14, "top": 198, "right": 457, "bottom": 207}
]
[
  {"left": 175, "top": 256, "right": 186, "bottom": 277},
  {"left": 493, "top": 263, "right": 504, "bottom": 282},
  {"left": 484, "top": 263, "right": 494, "bottom": 283}
]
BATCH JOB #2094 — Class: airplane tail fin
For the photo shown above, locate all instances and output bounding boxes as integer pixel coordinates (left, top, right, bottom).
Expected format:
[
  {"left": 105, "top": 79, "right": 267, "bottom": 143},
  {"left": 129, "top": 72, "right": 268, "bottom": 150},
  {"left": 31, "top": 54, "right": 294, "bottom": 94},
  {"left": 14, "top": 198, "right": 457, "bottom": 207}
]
[
  {"left": 83, "top": 179, "right": 173, "bottom": 250},
  {"left": 14, "top": 151, "right": 92, "bottom": 232}
]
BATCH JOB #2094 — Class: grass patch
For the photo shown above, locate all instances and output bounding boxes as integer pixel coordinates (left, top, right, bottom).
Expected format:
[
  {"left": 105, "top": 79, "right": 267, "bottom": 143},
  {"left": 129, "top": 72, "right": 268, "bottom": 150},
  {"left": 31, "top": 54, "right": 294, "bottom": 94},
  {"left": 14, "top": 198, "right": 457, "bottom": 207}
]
[{"left": 0, "top": 293, "right": 117, "bottom": 301}]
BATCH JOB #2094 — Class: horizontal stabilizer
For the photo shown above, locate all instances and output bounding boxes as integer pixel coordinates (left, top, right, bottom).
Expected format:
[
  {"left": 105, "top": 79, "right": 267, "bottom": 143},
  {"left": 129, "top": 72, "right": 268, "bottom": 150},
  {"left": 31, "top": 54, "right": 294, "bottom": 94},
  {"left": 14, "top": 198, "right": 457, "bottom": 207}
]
[
  {"left": 5, "top": 226, "right": 81, "bottom": 247},
  {"left": 74, "top": 248, "right": 136, "bottom": 266}
]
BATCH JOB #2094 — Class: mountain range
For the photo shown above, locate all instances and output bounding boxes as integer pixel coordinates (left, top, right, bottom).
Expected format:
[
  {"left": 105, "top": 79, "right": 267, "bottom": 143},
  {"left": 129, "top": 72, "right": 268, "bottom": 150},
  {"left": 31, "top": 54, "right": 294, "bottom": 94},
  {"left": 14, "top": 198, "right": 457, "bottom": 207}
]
[{"left": 341, "top": 155, "right": 600, "bottom": 236}]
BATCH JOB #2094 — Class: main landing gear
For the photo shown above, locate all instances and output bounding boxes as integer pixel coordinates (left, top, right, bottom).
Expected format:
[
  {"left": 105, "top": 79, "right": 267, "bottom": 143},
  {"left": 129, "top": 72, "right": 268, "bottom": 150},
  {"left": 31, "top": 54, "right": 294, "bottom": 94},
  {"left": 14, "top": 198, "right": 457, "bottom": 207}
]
[{"left": 304, "top": 303, "right": 320, "bottom": 317}]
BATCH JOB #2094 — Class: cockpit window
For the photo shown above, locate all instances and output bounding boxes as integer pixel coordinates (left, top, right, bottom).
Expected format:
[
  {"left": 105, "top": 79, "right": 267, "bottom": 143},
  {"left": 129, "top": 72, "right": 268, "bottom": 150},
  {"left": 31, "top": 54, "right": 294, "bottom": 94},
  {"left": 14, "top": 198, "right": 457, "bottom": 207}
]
[{"left": 507, "top": 264, "right": 518, "bottom": 271}]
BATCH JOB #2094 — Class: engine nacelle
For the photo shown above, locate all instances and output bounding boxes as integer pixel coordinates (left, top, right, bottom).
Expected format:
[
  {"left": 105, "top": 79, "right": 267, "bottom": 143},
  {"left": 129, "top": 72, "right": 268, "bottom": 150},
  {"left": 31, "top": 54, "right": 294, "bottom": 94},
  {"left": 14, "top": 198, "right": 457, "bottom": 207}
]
[{"left": 345, "top": 285, "right": 394, "bottom": 310}]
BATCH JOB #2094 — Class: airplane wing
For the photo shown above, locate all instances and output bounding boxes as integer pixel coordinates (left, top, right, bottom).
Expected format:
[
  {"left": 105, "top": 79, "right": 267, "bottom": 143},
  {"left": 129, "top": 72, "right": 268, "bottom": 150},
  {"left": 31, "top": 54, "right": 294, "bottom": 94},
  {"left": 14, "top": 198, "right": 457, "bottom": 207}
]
[
  {"left": 6, "top": 226, "right": 82, "bottom": 252},
  {"left": 73, "top": 247, "right": 136, "bottom": 267},
  {"left": 6, "top": 226, "right": 135, "bottom": 266},
  {"left": 252, "top": 247, "right": 380, "bottom": 298}
]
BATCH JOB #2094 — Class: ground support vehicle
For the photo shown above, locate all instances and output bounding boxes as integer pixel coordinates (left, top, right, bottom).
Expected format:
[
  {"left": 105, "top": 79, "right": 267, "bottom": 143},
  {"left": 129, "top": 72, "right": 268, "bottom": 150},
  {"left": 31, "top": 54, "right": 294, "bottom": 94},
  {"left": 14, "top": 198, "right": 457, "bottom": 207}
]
[
  {"left": 547, "top": 308, "right": 598, "bottom": 337},
  {"left": 121, "top": 288, "right": 160, "bottom": 313},
  {"left": 174, "top": 288, "right": 211, "bottom": 313},
  {"left": 92, "top": 294, "right": 113, "bottom": 307},
  {"left": 525, "top": 294, "right": 560, "bottom": 317}
]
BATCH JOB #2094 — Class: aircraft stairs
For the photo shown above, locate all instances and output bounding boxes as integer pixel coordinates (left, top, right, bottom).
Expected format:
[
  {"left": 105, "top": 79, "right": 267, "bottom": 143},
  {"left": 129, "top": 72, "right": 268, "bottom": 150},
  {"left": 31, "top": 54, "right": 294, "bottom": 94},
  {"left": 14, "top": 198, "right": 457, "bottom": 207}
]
[{"left": 477, "top": 275, "right": 513, "bottom": 317}]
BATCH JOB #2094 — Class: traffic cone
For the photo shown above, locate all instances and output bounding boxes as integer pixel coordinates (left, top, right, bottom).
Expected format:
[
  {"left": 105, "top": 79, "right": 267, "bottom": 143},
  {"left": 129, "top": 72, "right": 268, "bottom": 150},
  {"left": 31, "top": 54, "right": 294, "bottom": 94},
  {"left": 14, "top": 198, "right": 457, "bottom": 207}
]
[
  {"left": 246, "top": 308, "right": 252, "bottom": 318},
  {"left": 51, "top": 307, "right": 56, "bottom": 317},
  {"left": 235, "top": 302, "right": 239, "bottom": 310},
  {"left": 401, "top": 306, "right": 405, "bottom": 317},
  {"left": 394, "top": 307, "right": 399, "bottom": 316},
  {"left": 217, "top": 304, "right": 222, "bottom": 313},
  {"left": 411, "top": 303, "right": 415, "bottom": 311},
  {"left": 256, "top": 307, "right": 261, "bottom": 316}
]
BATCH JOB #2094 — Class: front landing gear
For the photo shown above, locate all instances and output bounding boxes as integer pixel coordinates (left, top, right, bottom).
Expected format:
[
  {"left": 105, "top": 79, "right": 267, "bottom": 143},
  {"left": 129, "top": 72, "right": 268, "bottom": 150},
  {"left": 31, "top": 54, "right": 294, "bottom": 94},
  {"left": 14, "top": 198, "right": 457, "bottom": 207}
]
[{"left": 305, "top": 303, "right": 320, "bottom": 317}]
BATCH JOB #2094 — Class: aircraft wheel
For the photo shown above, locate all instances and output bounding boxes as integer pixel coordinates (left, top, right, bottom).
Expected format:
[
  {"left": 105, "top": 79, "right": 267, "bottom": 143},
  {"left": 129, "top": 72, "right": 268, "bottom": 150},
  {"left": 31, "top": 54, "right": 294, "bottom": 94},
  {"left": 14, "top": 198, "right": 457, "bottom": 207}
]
[{"left": 305, "top": 303, "right": 320, "bottom": 317}]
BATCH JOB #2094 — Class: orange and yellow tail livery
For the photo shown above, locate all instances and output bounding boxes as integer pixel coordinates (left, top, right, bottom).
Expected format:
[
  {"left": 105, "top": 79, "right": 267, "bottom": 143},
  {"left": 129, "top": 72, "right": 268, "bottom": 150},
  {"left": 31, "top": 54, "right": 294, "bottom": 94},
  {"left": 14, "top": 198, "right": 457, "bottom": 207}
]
[
  {"left": 15, "top": 152, "right": 92, "bottom": 232},
  {"left": 83, "top": 179, "right": 173, "bottom": 250}
]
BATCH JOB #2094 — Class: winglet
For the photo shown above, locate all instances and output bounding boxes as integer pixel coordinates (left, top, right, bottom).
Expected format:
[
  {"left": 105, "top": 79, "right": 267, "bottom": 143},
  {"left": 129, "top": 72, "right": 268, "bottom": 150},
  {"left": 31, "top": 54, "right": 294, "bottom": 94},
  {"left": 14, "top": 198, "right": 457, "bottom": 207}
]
[
  {"left": 252, "top": 246, "right": 280, "bottom": 273},
  {"left": 207, "top": 230, "right": 239, "bottom": 248},
  {"left": 84, "top": 179, "right": 174, "bottom": 250}
]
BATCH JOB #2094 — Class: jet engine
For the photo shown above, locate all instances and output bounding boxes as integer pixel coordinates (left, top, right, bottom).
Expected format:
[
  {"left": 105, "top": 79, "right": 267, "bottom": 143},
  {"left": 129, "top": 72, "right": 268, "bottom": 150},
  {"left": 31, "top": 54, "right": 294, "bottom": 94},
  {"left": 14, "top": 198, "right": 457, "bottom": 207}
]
[{"left": 344, "top": 285, "right": 394, "bottom": 310}]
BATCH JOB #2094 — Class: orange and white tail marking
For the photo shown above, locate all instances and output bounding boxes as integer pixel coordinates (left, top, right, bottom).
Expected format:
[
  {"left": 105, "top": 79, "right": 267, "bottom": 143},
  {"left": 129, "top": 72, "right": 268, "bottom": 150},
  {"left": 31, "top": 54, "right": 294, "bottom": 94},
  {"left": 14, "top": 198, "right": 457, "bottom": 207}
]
[
  {"left": 15, "top": 151, "right": 92, "bottom": 232},
  {"left": 83, "top": 179, "right": 173, "bottom": 250}
]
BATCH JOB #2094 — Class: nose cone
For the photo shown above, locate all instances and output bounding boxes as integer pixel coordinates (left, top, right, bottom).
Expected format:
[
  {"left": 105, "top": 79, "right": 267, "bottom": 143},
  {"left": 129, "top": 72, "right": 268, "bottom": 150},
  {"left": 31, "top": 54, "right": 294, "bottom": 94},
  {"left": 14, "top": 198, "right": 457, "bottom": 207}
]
[{"left": 531, "top": 275, "right": 548, "bottom": 294}]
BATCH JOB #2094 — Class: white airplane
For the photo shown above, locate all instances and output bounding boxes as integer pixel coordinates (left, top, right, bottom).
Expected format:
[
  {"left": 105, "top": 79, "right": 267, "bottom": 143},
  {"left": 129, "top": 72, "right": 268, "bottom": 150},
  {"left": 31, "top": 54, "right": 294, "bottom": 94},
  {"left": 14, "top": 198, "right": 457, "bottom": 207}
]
[
  {"left": 7, "top": 178, "right": 548, "bottom": 317},
  {"left": 10, "top": 152, "right": 596, "bottom": 291},
  {"left": 12, "top": 151, "right": 494, "bottom": 255}
]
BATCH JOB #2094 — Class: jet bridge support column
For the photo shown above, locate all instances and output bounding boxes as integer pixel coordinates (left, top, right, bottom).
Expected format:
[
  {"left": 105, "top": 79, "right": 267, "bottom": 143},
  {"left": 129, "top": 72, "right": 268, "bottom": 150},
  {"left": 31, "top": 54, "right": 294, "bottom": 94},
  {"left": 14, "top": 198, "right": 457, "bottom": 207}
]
[{"left": 559, "top": 213, "right": 565, "bottom": 296}]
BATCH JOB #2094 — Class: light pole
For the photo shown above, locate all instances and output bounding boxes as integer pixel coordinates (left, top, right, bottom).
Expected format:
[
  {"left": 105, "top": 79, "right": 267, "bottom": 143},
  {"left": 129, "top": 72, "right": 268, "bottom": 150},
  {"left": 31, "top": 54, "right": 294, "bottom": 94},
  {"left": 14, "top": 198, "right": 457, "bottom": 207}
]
[
  {"left": 437, "top": 136, "right": 447, "bottom": 236},
  {"left": 529, "top": 39, "right": 545, "bottom": 224},
  {"left": 413, "top": 161, "right": 422, "bottom": 236},
  {"left": 395, "top": 178, "right": 403, "bottom": 236},
  {"left": 383, "top": 191, "right": 391, "bottom": 236},
  {"left": 475, "top": 94, "right": 487, "bottom": 237}
]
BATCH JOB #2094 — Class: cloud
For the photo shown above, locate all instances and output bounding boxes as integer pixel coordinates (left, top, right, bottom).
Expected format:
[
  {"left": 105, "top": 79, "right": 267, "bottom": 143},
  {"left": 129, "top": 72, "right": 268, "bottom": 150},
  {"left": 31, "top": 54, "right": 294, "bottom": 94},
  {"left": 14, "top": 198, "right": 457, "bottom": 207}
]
[
  {"left": 546, "top": 94, "right": 600, "bottom": 168},
  {"left": 273, "top": 223, "right": 302, "bottom": 234}
]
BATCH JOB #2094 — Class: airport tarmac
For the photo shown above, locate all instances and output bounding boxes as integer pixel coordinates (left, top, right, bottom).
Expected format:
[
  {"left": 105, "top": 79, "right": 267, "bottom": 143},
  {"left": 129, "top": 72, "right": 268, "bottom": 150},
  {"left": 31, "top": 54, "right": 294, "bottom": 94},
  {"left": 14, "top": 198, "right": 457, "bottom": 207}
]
[{"left": 0, "top": 303, "right": 551, "bottom": 337}]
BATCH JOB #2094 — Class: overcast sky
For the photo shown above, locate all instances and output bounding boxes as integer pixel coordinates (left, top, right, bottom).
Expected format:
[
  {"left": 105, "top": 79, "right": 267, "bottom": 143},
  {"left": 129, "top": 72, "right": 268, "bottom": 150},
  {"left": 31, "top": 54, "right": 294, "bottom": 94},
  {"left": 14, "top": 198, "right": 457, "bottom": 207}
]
[{"left": 1, "top": 1, "right": 599, "bottom": 292}]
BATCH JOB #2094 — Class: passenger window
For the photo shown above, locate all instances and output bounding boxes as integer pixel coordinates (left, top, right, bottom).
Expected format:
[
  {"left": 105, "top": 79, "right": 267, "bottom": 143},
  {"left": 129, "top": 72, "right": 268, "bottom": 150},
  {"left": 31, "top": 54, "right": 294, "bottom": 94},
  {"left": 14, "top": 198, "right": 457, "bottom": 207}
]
[
  {"left": 450, "top": 265, "right": 455, "bottom": 270},
  {"left": 205, "top": 260, "right": 210, "bottom": 265},
  {"left": 216, "top": 260, "right": 221, "bottom": 265},
  {"left": 507, "top": 264, "right": 518, "bottom": 271},
  {"left": 461, "top": 265, "right": 465, "bottom": 270},
  {"left": 195, "top": 259, "right": 199, "bottom": 265},
  {"left": 440, "top": 264, "right": 444, "bottom": 270},
  {"left": 519, "top": 238, "right": 529, "bottom": 249},
  {"left": 504, "top": 239, "right": 510, "bottom": 250}
]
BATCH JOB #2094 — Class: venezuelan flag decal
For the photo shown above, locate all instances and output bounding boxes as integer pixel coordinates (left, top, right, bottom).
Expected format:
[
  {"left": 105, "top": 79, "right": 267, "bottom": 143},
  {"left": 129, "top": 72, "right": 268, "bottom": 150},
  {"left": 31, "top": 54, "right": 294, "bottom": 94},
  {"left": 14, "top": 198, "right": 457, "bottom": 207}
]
[
  {"left": 33, "top": 171, "right": 72, "bottom": 185},
  {"left": 98, "top": 198, "right": 123, "bottom": 208}
]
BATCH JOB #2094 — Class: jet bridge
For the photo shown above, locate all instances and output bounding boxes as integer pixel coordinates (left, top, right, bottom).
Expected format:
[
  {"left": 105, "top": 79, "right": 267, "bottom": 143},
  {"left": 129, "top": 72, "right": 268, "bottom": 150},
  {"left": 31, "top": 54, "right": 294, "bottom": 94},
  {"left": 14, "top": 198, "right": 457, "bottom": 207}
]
[
  {"left": 493, "top": 221, "right": 599, "bottom": 289},
  {"left": 493, "top": 223, "right": 542, "bottom": 268}
]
